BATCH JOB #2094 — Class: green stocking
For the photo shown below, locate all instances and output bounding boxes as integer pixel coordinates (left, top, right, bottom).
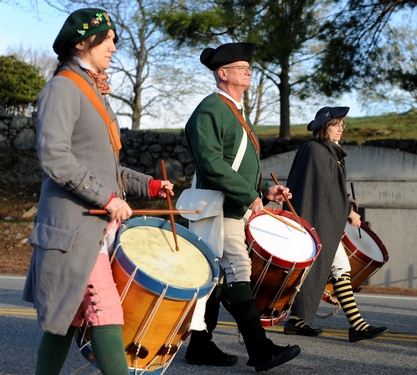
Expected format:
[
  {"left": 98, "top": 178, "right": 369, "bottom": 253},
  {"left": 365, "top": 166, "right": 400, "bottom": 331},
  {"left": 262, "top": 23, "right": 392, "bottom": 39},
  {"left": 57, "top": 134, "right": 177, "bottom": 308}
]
[
  {"left": 35, "top": 326, "right": 77, "bottom": 375},
  {"left": 90, "top": 324, "right": 129, "bottom": 375}
]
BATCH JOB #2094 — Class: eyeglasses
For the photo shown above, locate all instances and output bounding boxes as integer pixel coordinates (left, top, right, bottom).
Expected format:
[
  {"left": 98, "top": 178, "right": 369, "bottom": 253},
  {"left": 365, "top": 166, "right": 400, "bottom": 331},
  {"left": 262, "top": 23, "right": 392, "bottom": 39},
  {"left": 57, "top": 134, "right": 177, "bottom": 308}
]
[
  {"left": 221, "top": 65, "right": 252, "bottom": 72},
  {"left": 333, "top": 123, "right": 346, "bottom": 130}
]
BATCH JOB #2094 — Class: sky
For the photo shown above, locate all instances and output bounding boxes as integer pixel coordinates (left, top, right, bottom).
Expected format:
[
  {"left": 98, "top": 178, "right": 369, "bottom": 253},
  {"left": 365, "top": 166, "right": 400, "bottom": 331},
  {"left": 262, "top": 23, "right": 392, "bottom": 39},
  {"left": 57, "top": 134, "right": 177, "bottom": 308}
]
[{"left": 0, "top": 1, "right": 367, "bottom": 128}]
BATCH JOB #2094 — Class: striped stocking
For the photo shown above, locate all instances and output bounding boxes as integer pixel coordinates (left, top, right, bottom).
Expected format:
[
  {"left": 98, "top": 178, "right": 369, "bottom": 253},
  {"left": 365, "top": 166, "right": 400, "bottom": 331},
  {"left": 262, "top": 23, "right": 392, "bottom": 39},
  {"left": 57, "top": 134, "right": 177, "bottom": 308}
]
[{"left": 332, "top": 272, "right": 370, "bottom": 331}]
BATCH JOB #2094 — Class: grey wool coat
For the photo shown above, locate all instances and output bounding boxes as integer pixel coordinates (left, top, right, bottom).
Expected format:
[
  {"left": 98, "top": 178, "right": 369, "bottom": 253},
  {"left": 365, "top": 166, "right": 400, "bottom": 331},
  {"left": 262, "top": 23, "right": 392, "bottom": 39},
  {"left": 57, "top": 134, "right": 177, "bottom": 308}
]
[
  {"left": 283, "top": 140, "right": 351, "bottom": 323},
  {"left": 23, "top": 61, "right": 153, "bottom": 335}
]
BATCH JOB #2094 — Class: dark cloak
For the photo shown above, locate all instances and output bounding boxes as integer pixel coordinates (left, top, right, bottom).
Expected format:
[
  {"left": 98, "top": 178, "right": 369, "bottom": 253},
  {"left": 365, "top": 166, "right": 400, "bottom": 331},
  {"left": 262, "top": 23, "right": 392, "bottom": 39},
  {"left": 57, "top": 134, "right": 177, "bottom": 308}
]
[{"left": 283, "top": 140, "right": 351, "bottom": 322}]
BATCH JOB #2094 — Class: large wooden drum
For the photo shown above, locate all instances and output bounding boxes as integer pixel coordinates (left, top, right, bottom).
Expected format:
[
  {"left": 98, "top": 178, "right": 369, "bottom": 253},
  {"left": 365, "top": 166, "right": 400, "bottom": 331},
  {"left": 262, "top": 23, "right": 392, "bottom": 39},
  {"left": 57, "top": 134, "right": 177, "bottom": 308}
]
[
  {"left": 246, "top": 208, "right": 322, "bottom": 326},
  {"left": 76, "top": 216, "right": 220, "bottom": 374}
]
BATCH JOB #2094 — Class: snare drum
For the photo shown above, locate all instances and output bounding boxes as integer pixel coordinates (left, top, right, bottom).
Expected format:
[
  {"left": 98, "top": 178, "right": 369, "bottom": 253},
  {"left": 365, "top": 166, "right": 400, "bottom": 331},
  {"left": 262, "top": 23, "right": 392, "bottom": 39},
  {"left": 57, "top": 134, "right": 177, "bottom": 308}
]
[
  {"left": 322, "top": 221, "right": 389, "bottom": 306},
  {"left": 246, "top": 208, "right": 321, "bottom": 326},
  {"left": 76, "top": 216, "right": 219, "bottom": 375}
]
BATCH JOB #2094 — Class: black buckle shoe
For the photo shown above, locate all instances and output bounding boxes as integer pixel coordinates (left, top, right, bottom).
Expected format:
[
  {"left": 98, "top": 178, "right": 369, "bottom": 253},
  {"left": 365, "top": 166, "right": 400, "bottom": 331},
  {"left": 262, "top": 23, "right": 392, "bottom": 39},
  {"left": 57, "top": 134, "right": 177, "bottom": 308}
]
[
  {"left": 349, "top": 326, "right": 388, "bottom": 343},
  {"left": 284, "top": 321, "right": 323, "bottom": 336},
  {"left": 185, "top": 341, "right": 238, "bottom": 366},
  {"left": 254, "top": 344, "right": 301, "bottom": 372}
]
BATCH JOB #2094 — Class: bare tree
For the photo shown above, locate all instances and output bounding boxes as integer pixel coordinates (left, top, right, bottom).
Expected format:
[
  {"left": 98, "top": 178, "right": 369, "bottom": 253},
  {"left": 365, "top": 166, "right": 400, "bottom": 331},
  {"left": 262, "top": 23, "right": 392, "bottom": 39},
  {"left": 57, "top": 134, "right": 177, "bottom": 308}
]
[{"left": 18, "top": 0, "right": 199, "bottom": 130}]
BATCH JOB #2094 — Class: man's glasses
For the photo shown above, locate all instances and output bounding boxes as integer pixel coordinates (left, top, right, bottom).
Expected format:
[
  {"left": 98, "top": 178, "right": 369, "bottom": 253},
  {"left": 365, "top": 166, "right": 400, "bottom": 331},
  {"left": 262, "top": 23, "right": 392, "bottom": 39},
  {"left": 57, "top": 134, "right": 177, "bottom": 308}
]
[{"left": 221, "top": 65, "right": 252, "bottom": 72}]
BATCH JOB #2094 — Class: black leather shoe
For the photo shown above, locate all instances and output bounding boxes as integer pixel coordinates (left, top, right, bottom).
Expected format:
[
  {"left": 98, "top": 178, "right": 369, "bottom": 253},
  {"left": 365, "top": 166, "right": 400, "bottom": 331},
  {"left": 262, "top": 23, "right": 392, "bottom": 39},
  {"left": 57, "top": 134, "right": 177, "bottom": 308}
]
[
  {"left": 185, "top": 341, "right": 238, "bottom": 366},
  {"left": 284, "top": 321, "right": 323, "bottom": 336},
  {"left": 349, "top": 326, "right": 388, "bottom": 343},
  {"left": 254, "top": 344, "right": 301, "bottom": 372}
]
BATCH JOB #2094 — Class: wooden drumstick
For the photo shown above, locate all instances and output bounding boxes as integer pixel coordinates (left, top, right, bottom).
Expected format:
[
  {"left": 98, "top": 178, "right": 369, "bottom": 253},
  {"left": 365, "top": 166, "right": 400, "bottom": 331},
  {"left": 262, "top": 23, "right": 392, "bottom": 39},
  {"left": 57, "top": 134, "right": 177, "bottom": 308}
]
[
  {"left": 350, "top": 182, "right": 362, "bottom": 239},
  {"left": 89, "top": 208, "right": 201, "bottom": 215},
  {"left": 261, "top": 208, "right": 306, "bottom": 234},
  {"left": 160, "top": 159, "right": 180, "bottom": 251},
  {"left": 270, "top": 172, "right": 304, "bottom": 229}
]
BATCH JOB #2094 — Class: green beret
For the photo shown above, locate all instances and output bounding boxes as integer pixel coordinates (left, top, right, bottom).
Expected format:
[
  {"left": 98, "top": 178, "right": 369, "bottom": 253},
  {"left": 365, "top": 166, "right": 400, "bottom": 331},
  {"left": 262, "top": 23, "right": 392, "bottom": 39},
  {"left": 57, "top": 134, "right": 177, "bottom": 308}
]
[{"left": 53, "top": 8, "right": 116, "bottom": 55}]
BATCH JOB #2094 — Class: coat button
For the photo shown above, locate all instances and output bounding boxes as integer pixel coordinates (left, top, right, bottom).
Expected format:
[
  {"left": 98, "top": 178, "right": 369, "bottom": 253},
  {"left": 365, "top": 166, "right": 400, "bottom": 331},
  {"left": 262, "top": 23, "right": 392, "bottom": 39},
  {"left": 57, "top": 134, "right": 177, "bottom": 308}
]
[
  {"left": 88, "top": 284, "right": 94, "bottom": 289},
  {"left": 83, "top": 183, "right": 90, "bottom": 189},
  {"left": 89, "top": 292, "right": 95, "bottom": 296},
  {"left": 99, "top": 240, "right": 104, "bottom": 247}
]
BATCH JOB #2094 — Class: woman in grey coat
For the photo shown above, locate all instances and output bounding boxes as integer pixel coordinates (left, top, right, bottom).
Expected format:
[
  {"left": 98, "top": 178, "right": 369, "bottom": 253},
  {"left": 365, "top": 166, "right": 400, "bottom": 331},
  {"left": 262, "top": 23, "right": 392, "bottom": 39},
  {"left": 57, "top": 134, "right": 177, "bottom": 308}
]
[{"left": 22, "top": 8, "right": 173, "bottom": 375}]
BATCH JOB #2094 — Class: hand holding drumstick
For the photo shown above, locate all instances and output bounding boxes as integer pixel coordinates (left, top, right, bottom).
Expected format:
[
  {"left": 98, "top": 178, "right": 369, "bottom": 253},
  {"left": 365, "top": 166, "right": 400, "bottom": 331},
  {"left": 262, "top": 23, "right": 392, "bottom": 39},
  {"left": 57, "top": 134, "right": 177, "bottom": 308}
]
[
  {"left": 270, "top": 172, "right": 304, "bottom": 230},
  {"left": 160, "top": 160, "right": 179, "bottom": 251}
]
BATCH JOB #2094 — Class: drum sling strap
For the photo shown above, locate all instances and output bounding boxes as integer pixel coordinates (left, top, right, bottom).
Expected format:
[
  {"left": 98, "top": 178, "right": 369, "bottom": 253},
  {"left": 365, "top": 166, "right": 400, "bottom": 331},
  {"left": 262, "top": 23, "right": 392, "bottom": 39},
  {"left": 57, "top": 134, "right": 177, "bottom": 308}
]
[
  {"left": 57, "top": 70, "right": 122, "bottom": 161},
  {"left": 57, "top": 70, "right": 125, "bottom": 196},
  {"left": 218, "top": 94, "right": 263, "bottom": 194}
]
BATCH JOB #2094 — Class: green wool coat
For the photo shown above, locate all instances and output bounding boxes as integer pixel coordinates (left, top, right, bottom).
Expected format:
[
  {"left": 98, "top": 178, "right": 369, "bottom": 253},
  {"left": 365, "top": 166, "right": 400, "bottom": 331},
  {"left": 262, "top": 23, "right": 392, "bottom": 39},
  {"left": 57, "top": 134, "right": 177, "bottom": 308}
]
[{"left": 185, "top": 92, "right": 269, "bottom": 219}]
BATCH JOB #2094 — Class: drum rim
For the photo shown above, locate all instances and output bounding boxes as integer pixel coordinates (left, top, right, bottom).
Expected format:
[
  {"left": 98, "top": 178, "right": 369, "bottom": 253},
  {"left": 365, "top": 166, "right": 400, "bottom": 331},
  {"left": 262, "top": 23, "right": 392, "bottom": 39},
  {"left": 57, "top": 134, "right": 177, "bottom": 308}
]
[
  {"left": 115, "top": 216, "right": 220, "bottom": 300},
  {"left": 342, "top": 221, "right": 389, "bottom": 267},
  {"left": 246, "top": 208, "right": 322, "bottom": 269}
]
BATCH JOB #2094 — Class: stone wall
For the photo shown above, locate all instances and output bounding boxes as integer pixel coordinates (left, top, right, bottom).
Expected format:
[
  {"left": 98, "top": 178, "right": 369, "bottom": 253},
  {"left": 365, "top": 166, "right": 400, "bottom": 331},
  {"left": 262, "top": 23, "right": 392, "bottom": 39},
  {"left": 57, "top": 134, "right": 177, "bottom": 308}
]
[{"left": 1, "top": 112, "right": 417, "bottom": 184}]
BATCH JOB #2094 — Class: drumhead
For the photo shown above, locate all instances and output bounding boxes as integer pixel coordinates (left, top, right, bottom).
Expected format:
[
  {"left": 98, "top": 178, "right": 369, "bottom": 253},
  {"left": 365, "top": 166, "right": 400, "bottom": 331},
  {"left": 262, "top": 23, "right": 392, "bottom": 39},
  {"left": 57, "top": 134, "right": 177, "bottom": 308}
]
[
  {"left": 344, "top": 223, "right": 384, "bottom": 262},
  {"left": 248, "top": 213, "right": 317, "bottom": 262},
  {"left": 120, "top": 226, "right": 213, "bottom": 289}
]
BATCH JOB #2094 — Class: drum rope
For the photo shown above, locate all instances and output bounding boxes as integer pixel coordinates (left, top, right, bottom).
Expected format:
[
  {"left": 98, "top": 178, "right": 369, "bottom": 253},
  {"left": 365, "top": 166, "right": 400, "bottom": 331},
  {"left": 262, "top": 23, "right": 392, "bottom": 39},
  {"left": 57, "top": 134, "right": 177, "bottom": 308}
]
[
  {"left": 166, "top": 289, "right": 199, "bottom": 344},
  {"left": 349, "top": 257, "right": 374, "bottom": 284},
  {"left": 270, "top": 262, "right": 296, "bottom": 309},
  {"left": 133, "top": 284, "right": 169, "bottom": 346},
  {"left": 119, "top": 266, "right": 139, "bottom": 303},
  {"left": 250, "top": 245, "right": 272, "bottom": 299}
]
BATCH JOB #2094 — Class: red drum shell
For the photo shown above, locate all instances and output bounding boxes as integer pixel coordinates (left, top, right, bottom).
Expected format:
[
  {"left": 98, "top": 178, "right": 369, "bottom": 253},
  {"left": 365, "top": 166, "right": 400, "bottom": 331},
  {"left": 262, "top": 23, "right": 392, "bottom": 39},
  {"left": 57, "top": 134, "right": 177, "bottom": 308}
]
[
  {"left": 246, "top": 208, "right": 321, "bottom": 326},
  {"left": 322, "top": 221, "right": 389, "bottom": 306}
]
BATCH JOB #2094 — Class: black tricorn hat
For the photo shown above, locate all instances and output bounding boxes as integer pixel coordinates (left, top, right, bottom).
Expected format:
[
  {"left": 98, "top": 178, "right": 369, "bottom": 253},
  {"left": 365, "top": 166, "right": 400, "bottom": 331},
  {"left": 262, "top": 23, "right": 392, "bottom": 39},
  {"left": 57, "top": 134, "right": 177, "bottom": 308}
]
[
  {"left": 200, "top": 42, "right": 256, "bottom": 71},
  {"left": 307, "top": 106, "right": 350, "bottom": 131}
]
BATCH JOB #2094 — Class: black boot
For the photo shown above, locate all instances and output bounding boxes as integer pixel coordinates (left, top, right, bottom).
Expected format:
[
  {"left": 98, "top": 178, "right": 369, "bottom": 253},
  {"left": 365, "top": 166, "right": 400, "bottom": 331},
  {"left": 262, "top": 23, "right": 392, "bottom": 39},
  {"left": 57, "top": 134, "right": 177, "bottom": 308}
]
[
  {"left": 185, "top": 285, "right": 238, "bottom": 366},
  {"left": 229, "top": 298, "right": 300, "bottom": 372}
]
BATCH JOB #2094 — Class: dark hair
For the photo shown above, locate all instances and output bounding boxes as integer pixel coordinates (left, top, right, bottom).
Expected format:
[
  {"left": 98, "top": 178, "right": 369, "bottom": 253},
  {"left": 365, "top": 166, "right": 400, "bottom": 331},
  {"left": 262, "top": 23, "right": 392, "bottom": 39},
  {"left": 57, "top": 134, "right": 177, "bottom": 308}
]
[
  {"left": 313, "top": 117, "right": 345, "bottom": 143},
  {"left": 53, "top": 30, "right": 119, "bottom": 76}
]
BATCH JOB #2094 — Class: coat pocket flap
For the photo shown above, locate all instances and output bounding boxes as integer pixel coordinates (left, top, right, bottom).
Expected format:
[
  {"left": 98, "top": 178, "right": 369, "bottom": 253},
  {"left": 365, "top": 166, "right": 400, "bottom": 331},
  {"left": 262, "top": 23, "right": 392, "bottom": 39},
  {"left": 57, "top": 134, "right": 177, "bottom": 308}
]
[{"left": 28, "top": 222, "right": 78, "bottom": 252}]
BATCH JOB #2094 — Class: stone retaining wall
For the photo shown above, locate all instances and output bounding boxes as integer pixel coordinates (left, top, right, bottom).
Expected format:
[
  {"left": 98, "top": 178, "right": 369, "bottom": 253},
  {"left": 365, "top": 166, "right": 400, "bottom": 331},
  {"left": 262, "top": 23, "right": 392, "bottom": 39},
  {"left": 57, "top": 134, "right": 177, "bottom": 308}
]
[{"left": 1, "top": 112, "right": 417, "bottom": 183}]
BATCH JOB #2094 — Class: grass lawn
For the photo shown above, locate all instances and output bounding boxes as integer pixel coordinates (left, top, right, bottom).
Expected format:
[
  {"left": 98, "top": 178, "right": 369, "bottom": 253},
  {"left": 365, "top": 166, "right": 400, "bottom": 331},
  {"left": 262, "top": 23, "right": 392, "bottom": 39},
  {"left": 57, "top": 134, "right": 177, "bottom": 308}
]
[{"left": 253, "top": 111, "right": 417, "bottom": 144}]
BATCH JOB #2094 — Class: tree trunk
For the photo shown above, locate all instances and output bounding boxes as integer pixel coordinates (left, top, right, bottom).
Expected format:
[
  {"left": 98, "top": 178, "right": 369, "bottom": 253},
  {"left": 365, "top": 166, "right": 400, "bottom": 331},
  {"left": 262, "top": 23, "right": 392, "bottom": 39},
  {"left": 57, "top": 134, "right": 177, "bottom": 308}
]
[{"left": 278, "top": 65, "right": 291, "bottom": 139}]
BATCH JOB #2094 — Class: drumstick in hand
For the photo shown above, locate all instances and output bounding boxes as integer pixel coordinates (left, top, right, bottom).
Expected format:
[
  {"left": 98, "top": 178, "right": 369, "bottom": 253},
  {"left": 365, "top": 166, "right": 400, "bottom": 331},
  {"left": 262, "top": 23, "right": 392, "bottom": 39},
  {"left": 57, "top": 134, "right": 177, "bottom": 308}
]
[
  {"left": 89, "top": 208, "right": 201, "bottom": 216},
  {"left": 350, "top": 182, "right": 362, "bottom": 239},
  {"left": 160, "top": 160, "right": 180, "bottom": 251},
  {"left": 270, "top": 172, "right": 304, "bottom": 229}
]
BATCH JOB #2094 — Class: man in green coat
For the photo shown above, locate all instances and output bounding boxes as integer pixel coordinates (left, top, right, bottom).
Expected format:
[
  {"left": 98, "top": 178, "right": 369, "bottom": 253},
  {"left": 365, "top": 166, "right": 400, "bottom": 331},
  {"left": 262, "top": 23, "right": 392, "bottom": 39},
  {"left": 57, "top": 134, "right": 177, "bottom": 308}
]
[{"left": 184, "top": 42, "right": 301, "bottom": 373}]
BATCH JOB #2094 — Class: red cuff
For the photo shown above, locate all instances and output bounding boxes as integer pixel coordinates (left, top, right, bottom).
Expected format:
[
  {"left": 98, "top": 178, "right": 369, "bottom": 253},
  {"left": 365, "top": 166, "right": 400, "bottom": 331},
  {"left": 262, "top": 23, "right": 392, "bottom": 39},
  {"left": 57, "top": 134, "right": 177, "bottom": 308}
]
[
  {"left": 103, "top": 192, "right": 117, "bottom": 209},
  {"left": 149, "top": 179, "right": 162, "bottom": 198}
]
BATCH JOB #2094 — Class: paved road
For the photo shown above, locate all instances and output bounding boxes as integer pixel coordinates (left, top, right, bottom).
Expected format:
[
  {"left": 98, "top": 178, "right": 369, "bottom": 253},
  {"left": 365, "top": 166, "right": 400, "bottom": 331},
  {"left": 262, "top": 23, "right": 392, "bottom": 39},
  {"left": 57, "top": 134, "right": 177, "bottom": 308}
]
[{"left": 1, "top": 275, "right": 416, "bottom": 375}]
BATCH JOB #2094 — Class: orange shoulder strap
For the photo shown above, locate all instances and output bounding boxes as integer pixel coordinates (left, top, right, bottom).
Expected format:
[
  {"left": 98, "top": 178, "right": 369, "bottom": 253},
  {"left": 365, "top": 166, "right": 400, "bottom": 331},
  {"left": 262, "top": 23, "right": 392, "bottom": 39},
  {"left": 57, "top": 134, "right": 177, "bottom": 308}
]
[{"left": 57, "top": 70, "right": 122, "bottom": 160}]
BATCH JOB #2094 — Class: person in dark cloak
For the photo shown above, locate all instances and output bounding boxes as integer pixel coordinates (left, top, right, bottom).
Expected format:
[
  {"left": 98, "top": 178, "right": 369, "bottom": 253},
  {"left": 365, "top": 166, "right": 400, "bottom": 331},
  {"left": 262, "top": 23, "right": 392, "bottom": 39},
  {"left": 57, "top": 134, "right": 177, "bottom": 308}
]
[{"left": 282, "top": 106, "right": 388, "bottom": 343}]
